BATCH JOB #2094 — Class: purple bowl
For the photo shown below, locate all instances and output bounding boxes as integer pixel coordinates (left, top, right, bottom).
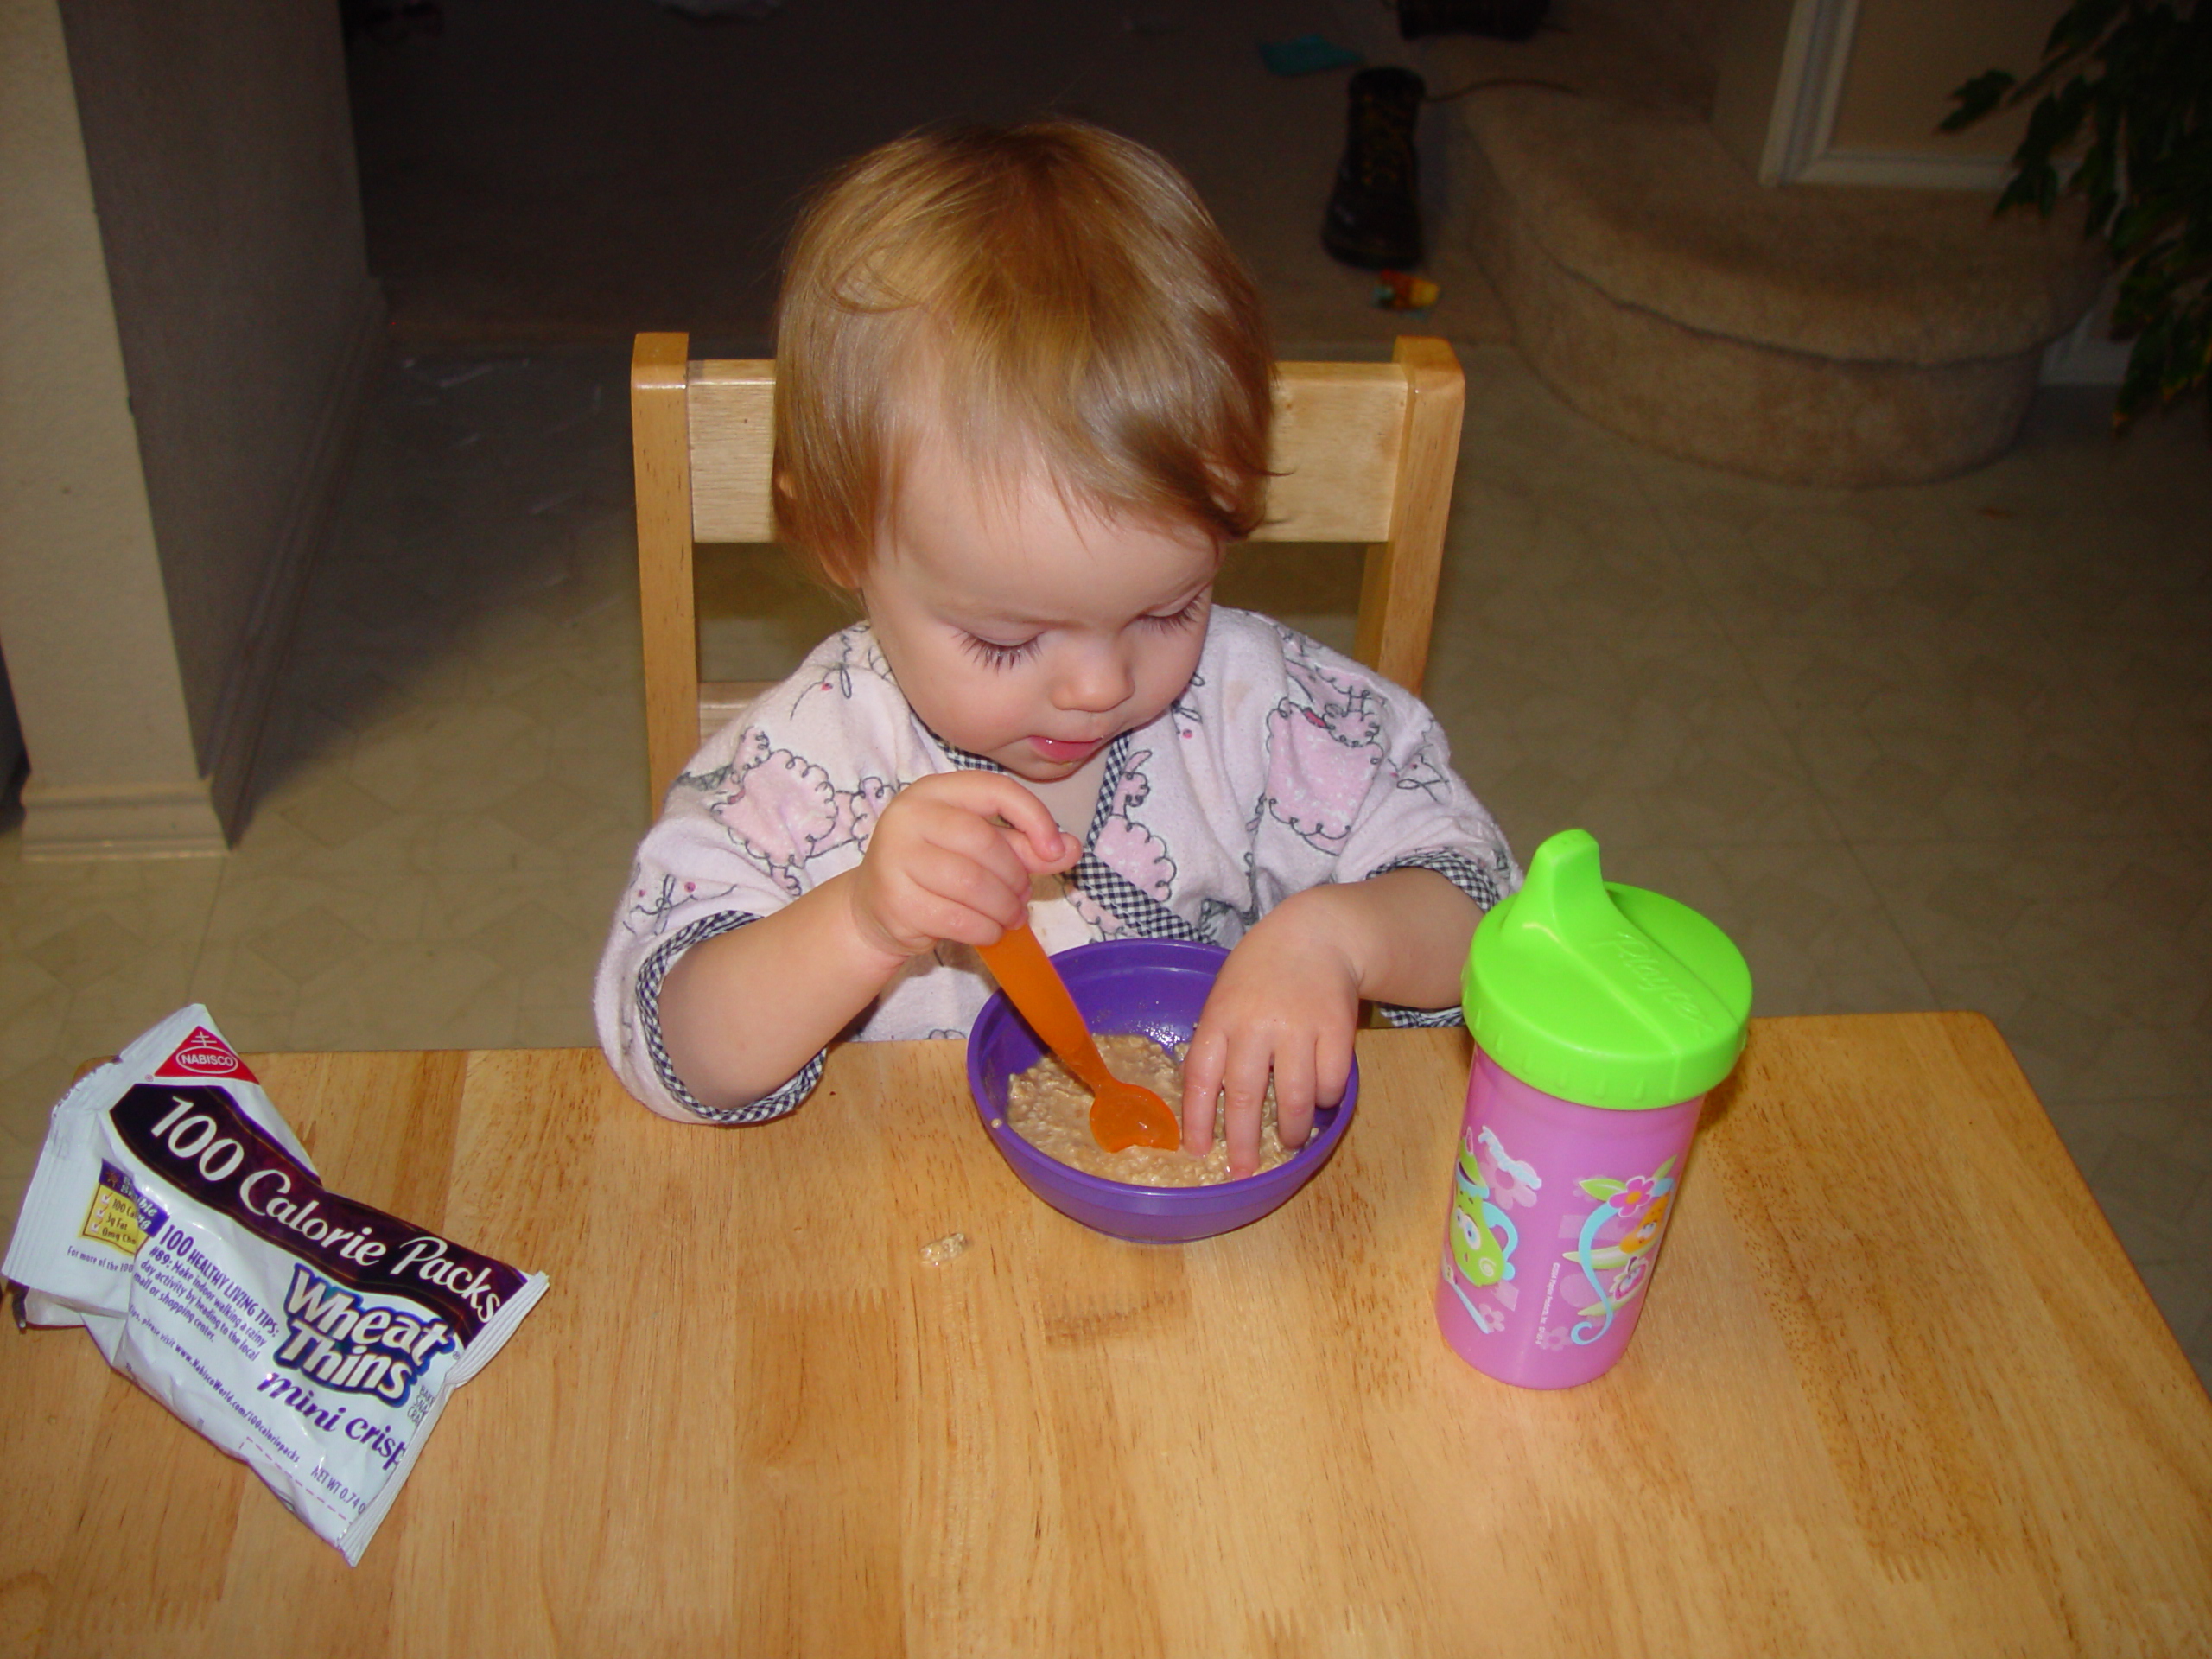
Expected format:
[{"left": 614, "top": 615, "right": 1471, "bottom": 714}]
[{"left": 966, "top": 938, "right": 1358, "bottom": 1243}]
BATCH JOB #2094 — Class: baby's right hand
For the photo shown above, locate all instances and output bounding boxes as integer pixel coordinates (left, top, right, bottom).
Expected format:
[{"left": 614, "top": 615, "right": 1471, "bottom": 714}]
[{"left": 845, "top": 772, "right": 1079, "bottom": 961}]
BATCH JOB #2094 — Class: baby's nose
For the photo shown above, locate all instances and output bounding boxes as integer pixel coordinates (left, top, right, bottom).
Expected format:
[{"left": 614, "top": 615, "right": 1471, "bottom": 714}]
[{"left": 1052, "top": 643, "right": 1133, "bottom": 713}]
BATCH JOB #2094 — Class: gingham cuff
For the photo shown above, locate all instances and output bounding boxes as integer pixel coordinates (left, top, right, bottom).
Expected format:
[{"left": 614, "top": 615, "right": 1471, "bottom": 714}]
[
  {"left": 635, "top": 912, "right": 825, "bottom": 1123},
  {"left": 1365, "top": 850, "right": 1508, "bottom": 1028},
  {"left": 1373, "top": 849, "right": 1506, "bottom": 912}
]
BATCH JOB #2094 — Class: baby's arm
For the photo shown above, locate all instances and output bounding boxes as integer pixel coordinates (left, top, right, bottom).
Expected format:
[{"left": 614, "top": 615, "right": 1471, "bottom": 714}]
[
  {"left": 656, "top": 772, "right": 1078, "bottom": 1116},
  {"left": 1179, "top": 868, "right": 1478, "bottom": 1177}
]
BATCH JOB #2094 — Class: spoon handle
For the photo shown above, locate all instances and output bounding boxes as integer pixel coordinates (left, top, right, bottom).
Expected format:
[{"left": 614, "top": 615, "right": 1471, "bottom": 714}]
[{"left": 975, "top": 924, "right": 1115, "bottom": 1090}]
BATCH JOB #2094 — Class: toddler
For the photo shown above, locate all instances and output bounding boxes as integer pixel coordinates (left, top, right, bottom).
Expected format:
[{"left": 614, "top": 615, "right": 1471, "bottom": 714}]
[{"left": 596, "top": 122, "right": 1517, "bottom": 1176}]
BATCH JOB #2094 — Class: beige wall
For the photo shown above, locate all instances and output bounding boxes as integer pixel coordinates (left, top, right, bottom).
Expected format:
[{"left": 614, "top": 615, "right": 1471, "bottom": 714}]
[
  {"left": 1712, "top": 0, "right": 1807, "bottom": 175},
  {"left": 1713, "top": 0, "right": 2065, "bottom": 184},
  {"left": 0, "top": 0, "right": 220, "bottom": 854},
  {"left": 1651, "top": 0, "right": 1749, "bottom": 82},
  {"left": 59, "top": 0, "right": 385, "bottom": 836},
  {"left": 0, "top": 0, "right": 381, "bottom": 855},
  {"left": 1831, "top": 0, "right": 2060, "bottom": 155}
]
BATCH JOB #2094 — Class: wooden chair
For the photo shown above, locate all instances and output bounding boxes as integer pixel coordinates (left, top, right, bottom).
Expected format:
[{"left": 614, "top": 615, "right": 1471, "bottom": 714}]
[{"left": 632, "top": 332, "right": 1465, "bottom": 810}]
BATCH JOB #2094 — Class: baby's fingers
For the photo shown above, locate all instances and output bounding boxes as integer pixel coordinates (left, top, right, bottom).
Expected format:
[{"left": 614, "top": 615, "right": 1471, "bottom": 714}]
[
  {"left": 1179, "top": 1023, "right": 1226, "bottom": 1159},
  {"left": 1181, "top": 1014, "right": 1282, "bottom": 1173},
  {"left": 1271, "top": 1042, "right": 1318, "bottom": 1154},
  {"left": 965, "top": 774, "right": 1080, "bottom": 872},
  {"left": 1215, "top": 1040, "right": 1273, "bottom": 1179},
  {"left": 1276, "top": 1027, "right": 1356, "bottom": 1154},
  {"left": 905, "top": 842, "right": 1032, "bottom": 938}
]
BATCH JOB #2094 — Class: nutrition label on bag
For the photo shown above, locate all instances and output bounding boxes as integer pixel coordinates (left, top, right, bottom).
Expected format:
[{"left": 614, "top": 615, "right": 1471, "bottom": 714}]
[{"left": 80, "top": 1163, "right": 166, "bottom": 1257}]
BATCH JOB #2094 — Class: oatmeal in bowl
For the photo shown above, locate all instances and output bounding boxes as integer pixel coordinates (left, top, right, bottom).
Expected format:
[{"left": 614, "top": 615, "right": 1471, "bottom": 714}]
[
  {"left": 1005, "top": 1034, "right": 1296, "bottom": 1185},
  {"left": 966, "top": 939, "right": 1357, "bottom": 1242}
]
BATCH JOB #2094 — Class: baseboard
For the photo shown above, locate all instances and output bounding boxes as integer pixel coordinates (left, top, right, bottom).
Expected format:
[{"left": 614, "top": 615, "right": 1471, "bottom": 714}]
[
  {"left": 21, "top": 776, "right": 227, "bottom": 861},
  {"left": 200, "top": 279, "right": 388, "bottom": 837},
  {"left": 1792, "top": 149, "right": 2012, "bottom": 191}
]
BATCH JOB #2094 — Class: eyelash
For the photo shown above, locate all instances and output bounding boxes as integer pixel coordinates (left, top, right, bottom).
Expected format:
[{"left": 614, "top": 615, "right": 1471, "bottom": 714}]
[
  {"left": 960, "top": 635, "right": 1041, "bottom": 670},
  {"left": 958, "top": 595, "right": 1206, "bottom": 671},
  {"left": 1141, "top": 594, "right": 1210, "bottom": 634}
]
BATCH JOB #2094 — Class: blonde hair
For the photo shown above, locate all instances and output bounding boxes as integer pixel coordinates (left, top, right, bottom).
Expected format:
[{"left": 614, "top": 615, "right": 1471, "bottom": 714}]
[{"left": 773, "top": 121, "right": 1274, "bottom": 585}]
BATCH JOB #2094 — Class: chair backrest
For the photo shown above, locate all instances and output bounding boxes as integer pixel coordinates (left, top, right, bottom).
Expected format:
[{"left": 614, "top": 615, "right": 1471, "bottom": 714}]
[{"left": 632, "top": 332, "right": 1464, "bottom": 810}]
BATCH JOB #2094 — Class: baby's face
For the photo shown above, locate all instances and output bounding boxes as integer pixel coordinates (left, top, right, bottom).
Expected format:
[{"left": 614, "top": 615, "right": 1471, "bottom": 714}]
[{"left": 860, "top": 430, "right": 1220, "bottom": 784}]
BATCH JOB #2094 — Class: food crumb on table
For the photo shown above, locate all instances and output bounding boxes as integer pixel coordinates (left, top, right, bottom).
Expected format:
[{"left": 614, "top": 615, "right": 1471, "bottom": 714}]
[{"left": 919, "top": 1232, "right": 969, "bottom": 1266}]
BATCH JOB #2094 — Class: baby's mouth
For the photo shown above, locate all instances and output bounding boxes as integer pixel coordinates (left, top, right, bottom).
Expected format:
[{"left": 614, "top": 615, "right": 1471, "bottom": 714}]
[{"left": 1028, "top": 735, "right": 1104, "bottom": 764}]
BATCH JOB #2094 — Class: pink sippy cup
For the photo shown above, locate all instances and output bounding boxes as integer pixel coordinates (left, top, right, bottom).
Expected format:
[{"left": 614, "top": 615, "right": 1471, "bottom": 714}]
[{"left": 1436, "top": 830, "right": 1751, "bottom": 1389}]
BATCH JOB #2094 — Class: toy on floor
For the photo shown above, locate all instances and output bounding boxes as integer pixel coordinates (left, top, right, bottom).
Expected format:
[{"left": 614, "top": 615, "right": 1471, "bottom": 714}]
[{"left": 1373, "top": 270, "right": 1440, "bottom": 311}]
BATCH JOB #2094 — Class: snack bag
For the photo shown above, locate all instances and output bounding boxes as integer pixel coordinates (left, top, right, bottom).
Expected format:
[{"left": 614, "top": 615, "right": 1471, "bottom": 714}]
[{"left": 3, "top": 1007, "right": 548, "bottom": 1565}]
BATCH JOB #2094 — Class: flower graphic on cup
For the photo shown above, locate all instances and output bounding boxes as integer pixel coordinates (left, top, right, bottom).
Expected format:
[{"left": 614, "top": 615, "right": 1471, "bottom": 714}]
[
  {"left": 1566, "top": 1158, "right": 1680, "bottom": 1346},
  {"left": 1476, "top": 1124, "right": 1541, "bottom": 1210},
  {"left": 1609, "top": 1173, "right": 1659, "bottom": 1221}
]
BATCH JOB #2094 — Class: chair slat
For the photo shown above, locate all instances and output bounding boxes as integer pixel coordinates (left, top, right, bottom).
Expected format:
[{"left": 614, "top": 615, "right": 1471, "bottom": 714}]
[
  {"left": 634, "top": 334, "right": 703, "bottom": 807},
  {"left": 1355, "top": 338, "right": 1464, "bottom": 696},
  {"left": 689, "top": 363, "right": 776, "bottom": 543},
  {"left": 685, "top": 359, "right": 1408, "bottom": 546},
  {"left": 1255, "top": 363, "right": 1405, "bottom": 543}
]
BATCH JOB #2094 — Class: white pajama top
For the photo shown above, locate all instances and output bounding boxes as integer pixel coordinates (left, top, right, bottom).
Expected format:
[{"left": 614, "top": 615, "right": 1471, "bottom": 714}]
[{"left": 594, "top": 608, "right": 1518, "bottom": 1122}]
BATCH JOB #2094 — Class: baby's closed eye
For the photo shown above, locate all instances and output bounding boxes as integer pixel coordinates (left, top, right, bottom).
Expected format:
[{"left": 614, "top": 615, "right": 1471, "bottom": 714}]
[
  {"left": 1139, "top": 594, "right": 1208, "bottom": 633},
  {"left": 959, "top": 632, "right": 1041, "bottom": 670}
]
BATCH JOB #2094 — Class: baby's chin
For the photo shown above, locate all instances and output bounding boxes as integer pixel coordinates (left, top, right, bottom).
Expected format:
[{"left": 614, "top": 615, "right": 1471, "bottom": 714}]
[
  {"left": 974, "top": 732, "right": 1108, "bottom": 780},
  {"left": 997, "top": 753, "right": 1090, "bottom": 785}
]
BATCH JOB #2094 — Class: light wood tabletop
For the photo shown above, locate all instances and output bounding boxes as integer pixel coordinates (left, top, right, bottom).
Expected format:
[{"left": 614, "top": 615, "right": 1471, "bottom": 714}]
[{"left": 4, "top": 1015, "right": 2209, "bottom": 1656}]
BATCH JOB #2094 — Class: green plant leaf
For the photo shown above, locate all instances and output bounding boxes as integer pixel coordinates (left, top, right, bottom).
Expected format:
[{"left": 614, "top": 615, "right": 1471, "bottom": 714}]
[
  {"left": 1942, "top": 69, "right": 2016, "bottom": 130},
  {"left": 2112, "top": 194, "right": 2177, "bottom": 258},
  {"left": 2164, "top": 312, "right": 2209, "bottom": 395},
  {"left": 2020, "top": 79, "right": 2092, "bottom": 168},
  {"left": 2082, "top": 103, "right": 2123, "bottom": 233},
  {"left": 2046, "top": 0, "right": 2124, "bottom": 60},
  {"left": 2114, "top": 241, "right": 2178, "bottom": 329},
  {"left": 1579, "top": 1178, "right": 1626, "bottom": 1201},
  {"left": 1997, "top": 168, "right": 2044, "bottom": 215},
  {"left": 2117, "top": 315, "right": 2175, "bottom": 422},
  {"left": 1968, "top": 0, "right": 2206, "bottom": 429}
]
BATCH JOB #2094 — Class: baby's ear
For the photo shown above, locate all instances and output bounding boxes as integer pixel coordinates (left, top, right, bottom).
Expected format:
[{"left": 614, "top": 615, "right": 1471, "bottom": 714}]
[
  {"left": 815, "top": 541, "right": 868, "bottom": 594},
  {"left": 777, "top": 474, "right": 856, "bottom": 591}
]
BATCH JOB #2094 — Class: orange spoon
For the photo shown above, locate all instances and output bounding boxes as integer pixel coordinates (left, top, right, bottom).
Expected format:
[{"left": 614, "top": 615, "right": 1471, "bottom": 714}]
[{"left": 977, "top": 922, "right": 1181, "bottom": 1153}]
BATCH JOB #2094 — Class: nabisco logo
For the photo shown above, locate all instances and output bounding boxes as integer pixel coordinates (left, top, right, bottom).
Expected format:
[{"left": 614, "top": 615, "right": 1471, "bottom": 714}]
[{"left": 154, "top": 1026, "right": 257, "bottom": 1084}]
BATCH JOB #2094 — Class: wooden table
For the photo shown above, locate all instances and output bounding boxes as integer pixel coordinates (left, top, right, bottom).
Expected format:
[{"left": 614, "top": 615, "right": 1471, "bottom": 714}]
[{"left": 4, "top": 1016, "right": 2209, "bottom": 1656}]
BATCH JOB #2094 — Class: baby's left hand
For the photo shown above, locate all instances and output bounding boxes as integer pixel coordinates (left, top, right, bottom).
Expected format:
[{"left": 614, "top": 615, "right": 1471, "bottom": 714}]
[{"left": 1179, "top": 891, "right": 1361, "bottom": 1179}]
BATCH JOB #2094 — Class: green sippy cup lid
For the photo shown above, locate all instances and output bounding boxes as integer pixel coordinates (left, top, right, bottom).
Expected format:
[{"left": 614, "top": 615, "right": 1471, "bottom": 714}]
[{"left": 1462, "top": 829, "right": 1752, "bottom": 1110}]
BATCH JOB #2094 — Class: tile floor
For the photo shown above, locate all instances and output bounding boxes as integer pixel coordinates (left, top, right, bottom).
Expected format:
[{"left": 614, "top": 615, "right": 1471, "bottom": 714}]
[{"left": 3, "top": 344, "right": 2205, "bottom": 1386}]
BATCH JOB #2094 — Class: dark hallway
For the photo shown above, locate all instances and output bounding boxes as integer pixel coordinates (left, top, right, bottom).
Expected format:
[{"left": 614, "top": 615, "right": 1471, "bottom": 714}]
[{"left": 343, "top": 0, "right": 1507, "bottom": 350}]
